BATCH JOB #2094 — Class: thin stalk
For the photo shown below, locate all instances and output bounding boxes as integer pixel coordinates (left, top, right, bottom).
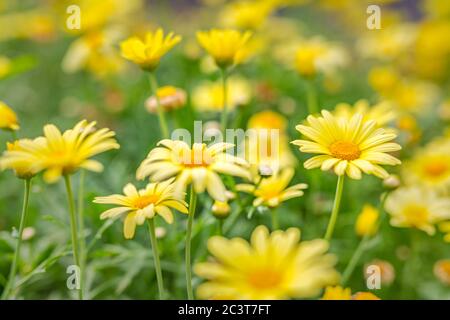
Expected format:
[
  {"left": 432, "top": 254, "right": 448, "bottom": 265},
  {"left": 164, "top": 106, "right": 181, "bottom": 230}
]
[
  {"left": 149, "top": 72, "right": 169, "bottom": 139},
  {"left": 64, "top": 174, "right": 83, "bottom": 300},
  {"left": 305, "top": 79, "right": 318, "bottom": 115},
  {"left": 324, "top": 175, "right": 345, "bottom": 241},
  {"left": 11, "top": 130, "right": 17, "bottom": 141},
  {"left": 185, "top": 185, "right": 197, "bottom": 300},
  {"left": 219, "top": 68, "right": 229, "bottom": 134},
  {"left": 77, "top": 170, "right": 87, "bottom": 298},
  {"left": 1, "top": 178, "right": 31, "bottom": 300},
  {"left": 271, "top": 208, "right": 279, "bottom": 230},
  {"left": 147, "top": 219, "right": 164, "bottom": 299},
  {"left": 217, "top": 220, "right": 223, "bottom": 236}
]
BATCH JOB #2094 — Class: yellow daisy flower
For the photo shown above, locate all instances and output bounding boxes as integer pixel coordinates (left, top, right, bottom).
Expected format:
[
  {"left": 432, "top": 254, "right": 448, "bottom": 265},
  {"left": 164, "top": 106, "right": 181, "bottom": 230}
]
[
  {"left": 120, "top": 28, "right": 181, "bottom": 71},
  {"left": 1, "top": 120, "right": 119, "bottom": 183},
  {"left": 334, "top": 99, "right": 397, "bottom": 127},
  {"left": 0, "top": 101, "right": 19, "bottom": 131},
  {"left": 355, "top": 204, "right": 380, "bottom": 237},
  {"left": 292, "top": 110, "right": 401, "bottom": 179},
  {"left": 136, "top": 140, "right": 250, "bottom": 202},
  {"left": 247, "top": 110, "right": 287, "bottom": 132},
  {"left": 0, "top": 139, "right": 42, "bottom": 179},
  {"left": 237, "top": 168, "right": 307, "bottom": 207},
  {"left": 196, "top": 29, "right": 252, "bottom": 68},
  {"left": 385, "top": 187, "right": 450, "bottom": 235},
  {"left": 94, "top": 180, "right": 188, "bottom": 239},
  {"left": 194, "top": 225, "right": 339, "bottom": 299}
]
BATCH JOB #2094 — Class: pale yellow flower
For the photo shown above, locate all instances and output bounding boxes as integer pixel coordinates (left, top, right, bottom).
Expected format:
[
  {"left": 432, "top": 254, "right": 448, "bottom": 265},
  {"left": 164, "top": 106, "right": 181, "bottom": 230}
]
[
  {"left": 192, "top": 76, "right": 252, "bottom": 112},
  {"left": 438, "top": 221, "right": 450, "bottom": 243},
  {"left": 292, "top": 110, "right": 401, "bottom": 179},
  {"left": 220, "top": 1, "right": 273, "bottom": 30},
  {"left": 94, "top": 180, "right": 188, "bottom": 239},
  {"left": 385, "top": 187, "right": 450, "bottom": 235},
  {"left": 0, "top": 101, "right": 19, "bottom": 131},
  {"left": 247, "top": 110, "right": 287, "bottom": 132},
  {"left": 145, "top": 86, "right": 186, "bottom": 113},
  {"left": 355, "top": 204, "right": 379, "bottom": 237},
  {"left": 0, "top": 139, "right": 42, "bottom": 179},
  {"left": 120, "top": 28, "right": 181, "bottom": 71},
  {"left": 195, "top": 225, "right": 339, "bottom": 299},
  {"left": 136, "top": 140, "right": 250, "bottom": 202},
  {"left": 196, "top": 29, "right": 252, "bottom": 68},
  {"left": 334, "top": 100, "right": 397, "bottom": 128},
  {"left": 237, "top": 168, "right": 307, "bottom": 208},
  {"left": 1, "top": 120, "right": 119, "bottom": 183}
]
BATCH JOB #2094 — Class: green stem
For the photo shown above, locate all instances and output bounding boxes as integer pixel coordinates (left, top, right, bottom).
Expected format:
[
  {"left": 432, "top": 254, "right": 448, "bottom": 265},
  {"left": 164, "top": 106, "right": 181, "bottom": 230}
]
[
  {"left": 149, "top": 72, "right": 169, "bottom": 139},
  {"left": 217, "top": 220, "right": 223, "bottom": 236},
  {"left": 77, "top": 170, "right": 87, "bottom": 298},
  {"left": 324, "top": 175, "right": 345, "bottom": 241},
  {"left": 1, "top": 178, "right": 31, "bottom": 300},
  {"left": 11, "top": 130, "right": 17, "bottom": 141},
  {"left": 305, "top": 79, "right": 318, "bottom": 115},
  {"left": 219, "top": 68, "right": 229, "bottom": 134},
  {"left": 271, "top": 208, "right": 279, "bottom": 230},
  {"left": 185, "top": 185, "right": 197, "bottom": 300},
  {"left": 147, "top": 219, "right": 164, "bottom": 299},
  {"left": 64, "top": 174, "right": 83, "bottom": 300}
]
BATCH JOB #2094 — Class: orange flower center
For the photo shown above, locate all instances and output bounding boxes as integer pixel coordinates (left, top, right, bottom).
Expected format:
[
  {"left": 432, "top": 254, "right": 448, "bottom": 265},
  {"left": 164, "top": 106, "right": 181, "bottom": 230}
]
[
  {"left": 133, "top": 195, "right": 159, "bottom": 209},
  {"left": 423, "top": 160, "right": 449, "bottom": 178},
  {"left": 247, "top": 268, "right": 282, "bottom": 290},
  {"left": 329, "top": 141, "right": 361, "bottom": 160}
]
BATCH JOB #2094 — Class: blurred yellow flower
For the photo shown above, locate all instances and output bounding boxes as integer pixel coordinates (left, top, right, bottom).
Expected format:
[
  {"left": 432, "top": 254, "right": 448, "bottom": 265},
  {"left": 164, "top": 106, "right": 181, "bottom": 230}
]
[
  {"left": 368, "top": 66, "right": 400, "bottom": 96},
  {"left": 355, "top": 204, "right": 379, "bottom": 237},
  {"left": 196, "top": 29, "right": 252, "bottom": 68},
  {"left": 385, "top": 187, "right": 450, "bottom": 235},
  {"left": 294, "top": 38, "right": 348, "bottom": 78},
  {"left": 137, "top": 140, "right": 250, "bottom": 202},
  {"left": 322, "top": 285, "right": 380, "bottom": 300},
  {"left": 2, "top": 120, "right": 119, "bottom": 183},
  {"left": 334, "top": 100, "right": 396, "bottom": 127},
  {"left": 438, "top": 221, "right": 450, "bottom": 243},
  {"left": 292, "top": 110, "right": 401, "bottom": 179},
  {"left": 0, "top": 139, "right": 42, "bottom": 179},
  {"left": 0, "top": 56, "right": 11, "bottom": 78},
  {"left": 0, "top": 101, "right": 19, "bottom": 131},
  {"left": 247, "top": 110, "right": 287, "bottom": 131},
  {"left": 237, "top": 168, "right": 307, "bottom": 207},
  {"left": 192, "top": 76, "right": 251, "bottom": 112},
  {"left": 145, "top": 86, "right": 186, "bottom": 113},
  {"left": 433, "top": 259, "right": 450, "bottom": 285},
  {"left": 195, "top": 225, "right": 339, "bottom": 299},
  {"left": 220, "top": 1, "right": 273, "bottom": 30},
  {"left": 120, "top": 28, "right": 181, "bottom": 71},
  {"left": 94, "top": 180, "right": 188, "bottom": 239}
]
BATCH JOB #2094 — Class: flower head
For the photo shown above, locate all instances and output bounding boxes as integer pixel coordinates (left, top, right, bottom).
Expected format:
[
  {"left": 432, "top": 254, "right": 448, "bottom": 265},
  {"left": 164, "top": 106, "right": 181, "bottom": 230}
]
[
  {"left": 145, "top": 86, "right": 186, "bottom": 113},
  {"left": 196, "top": 29, "right": 252, "bottom": 68},
  {"left": 292, "top": 110, "right": 401, "bottom": 179},
  {"left": 0, "top": 139, "right": 42, "bottom": 179},
  {"left": 334, "top": 100, "right": 397, "bottom": 128},
  {"left": 94, "top": 180, "right": 188, "bottom": 239},
  {"left": 136, "top": 140, "right": 250, "bottom": 202},
  {"left": 355, "top": 204, "right": 380, "bottom": 237},
  {"left": 2, "top": 120, "right": 119, "bottom": 183},
  {"left": 237, "top": 168, "right": 307, "bottom": 208},
  {"left": 195, "top": 225, "right": 339, "bottom": 299},
  {"left": 385, "top": 187, "right": 450, "bottom": 235},
  {"left": 120, "top": 28, "right": 181, "bottom": 71},
  {"left": 0, "top": 101, "right": 19, "bottom": 131}
]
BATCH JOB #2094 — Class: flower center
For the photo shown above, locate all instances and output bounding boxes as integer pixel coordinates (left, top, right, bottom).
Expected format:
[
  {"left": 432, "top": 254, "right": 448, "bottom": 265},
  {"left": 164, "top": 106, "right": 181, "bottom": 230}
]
[
  {"left": 403, "top": 204, "right": 429, "bottom": 227},
  {"left": 247, "top": 268, "right": 282, "bottom": 290},
  {"left": 329, "top": 141, "right": 361, "bottom": 160},
  {"left": 133, "top": 195, "right": 159, "bottom": 209},
  {"left": 423, "top": 160, "right": 449, "bottom": 178}
]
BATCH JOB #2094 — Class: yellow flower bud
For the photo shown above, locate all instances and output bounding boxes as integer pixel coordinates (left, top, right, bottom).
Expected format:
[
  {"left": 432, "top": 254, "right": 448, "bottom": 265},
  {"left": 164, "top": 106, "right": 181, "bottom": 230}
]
[{"left": 355, "top": 204, "right": 379, "bottom": 237}]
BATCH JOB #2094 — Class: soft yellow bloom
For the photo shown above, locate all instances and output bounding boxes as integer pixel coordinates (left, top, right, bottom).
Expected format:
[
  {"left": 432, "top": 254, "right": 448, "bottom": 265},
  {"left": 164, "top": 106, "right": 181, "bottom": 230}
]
[
  {"left": 94, "top": 180, "right": 188, "bottom": 239},
  {"left": 212, "top": 190, "right": 235, "bottom": 219},
  {"left": 247, "top": 110, "right": 287, "bottom": 132},
  {"left": 196, "top": 29, "right": 252, "bottom": 68},
  {"left": 322, "top": 285, "right": 380, "bottom": 300},
  {"left": 120, "top": 28, "right": 181, "bottom": 71},
  {"left": 0, "top": 139, "right": 42, "bottom": 179},
  {"left": 237, "top": 168, "right": 307, "bottom": 207},
  {"left": 195, "top": 225, "right": 339, "bottom": 299},
  {"left": 292, "top": 110, "right": 401, "bottom": 179},
  {"left": 220, "top": 1, "right": 273, "bottom": 30},
  {"left": 294, "top": 38, "right": 348, "bottom": 77},
  {"left": 385, "top": 187, "right": 450, "bottom": 235},
  {"left": 439, "top": 221, "right": 450, "bottom": 242},
  {"left": 433, "top": 259, "right": 450, "bottom": 285},
  {"left": 402, "top": 139, "right": 450, "bottom": 192},
  {"left": 368, "top": 66, "right": 400, "bottom": 96},
  {"left": 145, "top": 86, "right": 186, "bottom": 113},
  {"left": 192, "top": 76, "right": 252, "bottom": 112},
  {"left": 0, "top": 101, "right": 19, "bottom": 131},
  {"left": 334, "top": 100, "right": 396, "bottom": 127},
  {"left": 355, "top": 204, "right": 380, "bottom": 237},
  {"left": 136, "top": 140, "right": 250, "bottom": 202},
  {"left": 1, "top": 120, "right": 119, "bottom": 183}
]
